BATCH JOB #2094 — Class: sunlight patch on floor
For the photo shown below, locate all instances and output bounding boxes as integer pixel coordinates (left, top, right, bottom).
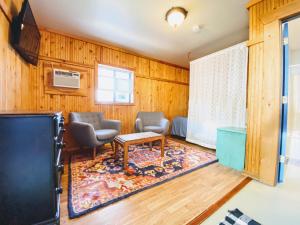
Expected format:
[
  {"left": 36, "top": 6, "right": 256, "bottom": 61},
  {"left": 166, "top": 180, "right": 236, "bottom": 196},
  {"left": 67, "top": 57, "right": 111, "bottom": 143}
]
[{"left": 201, "top": 165, "right": 300, "bottom": 225}]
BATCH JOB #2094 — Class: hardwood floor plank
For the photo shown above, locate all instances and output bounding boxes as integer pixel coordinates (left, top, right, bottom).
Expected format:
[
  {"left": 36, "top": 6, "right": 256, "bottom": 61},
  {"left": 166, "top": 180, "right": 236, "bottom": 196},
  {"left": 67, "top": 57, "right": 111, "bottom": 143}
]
[
  {"left": 60, "top": 139, "right": 248, "bottom": 225},
  {"left": 186, "top": 177, "right": 252, "bottom": 225}
]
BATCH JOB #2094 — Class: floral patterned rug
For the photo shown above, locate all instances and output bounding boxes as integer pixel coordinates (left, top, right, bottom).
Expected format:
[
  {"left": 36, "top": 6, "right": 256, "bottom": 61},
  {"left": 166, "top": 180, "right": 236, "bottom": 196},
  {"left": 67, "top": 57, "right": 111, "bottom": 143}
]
[{"left": 68, "top": 139, "right": 217, "bottom": 218}]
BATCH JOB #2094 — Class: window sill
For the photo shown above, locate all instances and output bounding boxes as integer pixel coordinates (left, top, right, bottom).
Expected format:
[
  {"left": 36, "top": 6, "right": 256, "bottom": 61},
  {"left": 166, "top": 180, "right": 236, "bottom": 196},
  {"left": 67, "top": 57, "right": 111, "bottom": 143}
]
[{"left": 94, "top": 102, "right": 135, "bottom": 106}]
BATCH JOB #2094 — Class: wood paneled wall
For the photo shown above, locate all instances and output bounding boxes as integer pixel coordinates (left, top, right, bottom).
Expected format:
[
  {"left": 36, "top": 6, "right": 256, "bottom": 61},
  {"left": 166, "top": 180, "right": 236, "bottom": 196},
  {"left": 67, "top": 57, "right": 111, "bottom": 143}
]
[
  {"left": 37, "top": 30, "right": 189, "bottom": 135},
  {"left": 0, "top": 0, "right": 189, "bottom": 150},
  {"left": 0, "top": 0, "right": 30, "bottom": 111},
  {"left": 246, "top": 0, "right": 299, "bottom": 185}
]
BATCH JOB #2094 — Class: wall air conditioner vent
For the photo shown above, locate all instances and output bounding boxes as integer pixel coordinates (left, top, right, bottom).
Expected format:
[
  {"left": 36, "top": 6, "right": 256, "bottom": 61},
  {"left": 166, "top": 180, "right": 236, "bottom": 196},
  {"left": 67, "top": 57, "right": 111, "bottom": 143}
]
[{"left": 53, "top": 69, "right": 80, "bottom": 89}]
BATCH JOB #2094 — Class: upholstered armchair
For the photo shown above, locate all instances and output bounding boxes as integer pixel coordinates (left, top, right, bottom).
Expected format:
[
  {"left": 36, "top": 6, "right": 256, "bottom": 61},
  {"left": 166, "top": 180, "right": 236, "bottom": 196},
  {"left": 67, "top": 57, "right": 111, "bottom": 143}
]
[
  {"left": 69, "top": 112, "right": 121, "bottom": 159},
  {"left": 135, "top": 112, "right": 170, "bottom": 135}
]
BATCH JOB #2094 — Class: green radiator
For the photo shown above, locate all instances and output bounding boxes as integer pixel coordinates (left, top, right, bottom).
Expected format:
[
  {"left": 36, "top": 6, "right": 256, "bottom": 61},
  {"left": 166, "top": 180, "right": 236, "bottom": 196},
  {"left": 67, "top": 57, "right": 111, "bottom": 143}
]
[{"left": 216, "top": 127, "right": 246, "bottom": 171}]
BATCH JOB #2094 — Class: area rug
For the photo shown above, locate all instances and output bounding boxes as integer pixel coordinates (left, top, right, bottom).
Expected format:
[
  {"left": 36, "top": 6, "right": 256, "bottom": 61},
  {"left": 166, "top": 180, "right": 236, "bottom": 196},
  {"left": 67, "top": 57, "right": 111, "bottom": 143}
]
[{"left": 68, "top": 140, "right": 217, "bottom": 218}]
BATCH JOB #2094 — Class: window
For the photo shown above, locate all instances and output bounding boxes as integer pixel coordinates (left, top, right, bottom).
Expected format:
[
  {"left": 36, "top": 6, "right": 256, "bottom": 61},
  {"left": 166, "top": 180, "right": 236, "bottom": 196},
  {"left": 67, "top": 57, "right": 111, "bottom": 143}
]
[{"left": 96, "top": 64, "right": 134, "bottom": 104}]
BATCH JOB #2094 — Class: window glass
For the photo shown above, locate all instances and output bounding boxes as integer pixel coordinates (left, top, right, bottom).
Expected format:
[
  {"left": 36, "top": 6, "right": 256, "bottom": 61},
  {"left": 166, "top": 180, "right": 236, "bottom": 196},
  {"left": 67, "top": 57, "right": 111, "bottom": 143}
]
[
  {"left": 116, "top": 71, "right": 129, "bottom": 79},
  {"left": 96, "top": 90, "right": 114, "bottom": 102},
  {"left": 115, "top": 92, "right": 130, "bottom": 103},
  {"left": 99, "top": 76, "right": 114, "bottom": 90},
  {"left": 96, "top": 65, "right": 134, "bottom": 104},
  {"left": 116, "top": 79, "right": 130, "bottom": 92}
]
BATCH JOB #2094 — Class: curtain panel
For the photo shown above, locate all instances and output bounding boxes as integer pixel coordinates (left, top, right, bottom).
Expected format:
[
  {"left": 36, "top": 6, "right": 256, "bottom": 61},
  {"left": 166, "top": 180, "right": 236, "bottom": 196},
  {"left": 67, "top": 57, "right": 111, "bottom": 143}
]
[{"left": 187, "top": 42, "right": 248, "bottom": 149}]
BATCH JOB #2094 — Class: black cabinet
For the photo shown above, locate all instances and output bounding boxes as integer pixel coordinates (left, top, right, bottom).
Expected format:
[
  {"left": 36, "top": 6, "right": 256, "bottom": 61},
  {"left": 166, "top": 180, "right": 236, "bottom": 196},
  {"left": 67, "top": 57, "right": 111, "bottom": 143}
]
[{"left": 0, "top": 112, "right": 64, "bottom": 225}]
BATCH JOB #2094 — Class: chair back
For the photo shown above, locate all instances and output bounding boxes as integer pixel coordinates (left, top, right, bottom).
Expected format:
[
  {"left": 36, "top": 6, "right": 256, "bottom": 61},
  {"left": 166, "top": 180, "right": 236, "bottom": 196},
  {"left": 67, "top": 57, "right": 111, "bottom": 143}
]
[
  {"left": 137, "top": 112, "right": 164, "bottom": 126},
  {"left": 69, "top": 112, "right": 103, "bottom": 130}
]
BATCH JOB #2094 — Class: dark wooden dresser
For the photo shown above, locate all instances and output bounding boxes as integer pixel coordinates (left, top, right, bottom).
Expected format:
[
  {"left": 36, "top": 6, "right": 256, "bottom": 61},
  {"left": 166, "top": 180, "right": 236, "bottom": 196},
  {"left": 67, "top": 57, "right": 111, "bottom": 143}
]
[{"left": 0, "top": 112, "right": 65, "bottom": 225}]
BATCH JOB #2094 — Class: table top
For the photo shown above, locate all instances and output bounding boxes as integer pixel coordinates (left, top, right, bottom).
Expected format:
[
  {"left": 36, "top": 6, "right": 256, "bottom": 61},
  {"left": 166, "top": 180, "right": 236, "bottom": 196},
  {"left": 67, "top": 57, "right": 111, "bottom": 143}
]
[
  {"left": 115, "top": 132, "right": 163, "bottom": 142},
  {"left": 0, "top": 111, "right": 62, "bottom": 116},
  {"left": 217, "top": 127, "right": 246, "bottom": 134}
]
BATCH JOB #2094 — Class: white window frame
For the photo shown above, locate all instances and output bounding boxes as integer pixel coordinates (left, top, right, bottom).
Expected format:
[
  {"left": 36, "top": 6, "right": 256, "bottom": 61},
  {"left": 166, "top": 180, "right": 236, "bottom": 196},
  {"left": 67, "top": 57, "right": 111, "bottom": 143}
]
[{"left": 96, "top": 64, "right": 134, "bottom": 104}]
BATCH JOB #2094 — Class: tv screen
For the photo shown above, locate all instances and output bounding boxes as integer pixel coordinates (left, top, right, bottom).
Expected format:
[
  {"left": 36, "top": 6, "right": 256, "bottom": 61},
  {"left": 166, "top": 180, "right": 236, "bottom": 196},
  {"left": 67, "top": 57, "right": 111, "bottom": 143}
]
[{"left": 11, "top": 0, "right": 41, "bottom": 65}]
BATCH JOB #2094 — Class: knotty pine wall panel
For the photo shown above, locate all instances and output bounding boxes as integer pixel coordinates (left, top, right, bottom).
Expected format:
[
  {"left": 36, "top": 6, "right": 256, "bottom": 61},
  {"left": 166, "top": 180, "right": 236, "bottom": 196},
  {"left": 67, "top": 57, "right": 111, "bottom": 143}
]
[
  {"left": 0, "top": 1, "right": 189, "bottom": 150},
  {"left": 0, "top": 0, "right": 32, "bottom": 112},
  {"left": 246, "top": 0, "right": 297, "bottom": 182}
]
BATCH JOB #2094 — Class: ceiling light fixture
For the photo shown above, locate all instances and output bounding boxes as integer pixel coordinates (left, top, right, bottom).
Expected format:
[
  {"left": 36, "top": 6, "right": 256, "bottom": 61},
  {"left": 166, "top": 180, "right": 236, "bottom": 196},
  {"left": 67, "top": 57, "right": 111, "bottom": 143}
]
[{"left": 165, "top": 7, "right": 188, "bottom": 28}]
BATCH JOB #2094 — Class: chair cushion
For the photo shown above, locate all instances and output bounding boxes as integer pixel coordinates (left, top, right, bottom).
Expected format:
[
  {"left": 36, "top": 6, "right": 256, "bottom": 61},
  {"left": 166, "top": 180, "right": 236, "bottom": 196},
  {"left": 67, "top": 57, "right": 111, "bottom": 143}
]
[
  {"left": 143, "top": 126, "right": 164, "bottom": 134},
  {"left": 95, "top": 129, "right": 118, "bottom": 141}
]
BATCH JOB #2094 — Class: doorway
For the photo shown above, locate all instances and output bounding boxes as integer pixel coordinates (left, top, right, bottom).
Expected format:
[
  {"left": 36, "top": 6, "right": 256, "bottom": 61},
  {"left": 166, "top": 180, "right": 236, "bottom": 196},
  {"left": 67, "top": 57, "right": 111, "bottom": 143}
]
[{"left": 278, "top": 16, "right": 300, "bottom": 183}]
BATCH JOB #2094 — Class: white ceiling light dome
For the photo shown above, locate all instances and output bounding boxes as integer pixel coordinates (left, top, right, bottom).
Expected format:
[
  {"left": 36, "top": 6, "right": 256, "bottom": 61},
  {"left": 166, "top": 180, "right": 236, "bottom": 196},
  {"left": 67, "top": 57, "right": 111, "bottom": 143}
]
[{"left": 165, "top": 7, "right": 188, "bottom": 28}]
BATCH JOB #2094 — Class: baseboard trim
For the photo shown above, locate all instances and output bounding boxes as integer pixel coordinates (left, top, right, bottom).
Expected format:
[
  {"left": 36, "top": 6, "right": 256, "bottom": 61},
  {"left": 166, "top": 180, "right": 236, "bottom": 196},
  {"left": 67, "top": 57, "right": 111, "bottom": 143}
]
[{"left": 186, "top": 176, "right": 252, "bottom": 225}]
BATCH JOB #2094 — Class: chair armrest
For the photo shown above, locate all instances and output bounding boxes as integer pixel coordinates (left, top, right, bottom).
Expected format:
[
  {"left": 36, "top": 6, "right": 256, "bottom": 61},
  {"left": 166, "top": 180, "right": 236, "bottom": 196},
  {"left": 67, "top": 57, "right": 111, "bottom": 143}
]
[
  {"left": 69, "top": 121, "right": 99, "bottom": 147},
  {"left": 135, "top": 118, "right": 143, "bottom": 132},
  {"left": 160, "top": 118, "right": 170, "bottom": 135},
  {"left": 102, "top": 119, "right": 121, "bottom": 133}
]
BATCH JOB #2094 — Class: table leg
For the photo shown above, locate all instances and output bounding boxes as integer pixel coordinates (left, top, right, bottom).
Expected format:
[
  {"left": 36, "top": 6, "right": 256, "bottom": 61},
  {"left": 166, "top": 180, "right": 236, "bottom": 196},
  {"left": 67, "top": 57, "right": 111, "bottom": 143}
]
[
  {"left": 160, "top": 137, "right": 165, "bottom": 157},
  {"left": 124, "top": 143, "right": 129, "bottom": 170},
  {"left": 149, "top": 141, "right": 152, "bottom": 150},
  {"left": 114, "top": 142, "right": 118, "bottom": 159}
]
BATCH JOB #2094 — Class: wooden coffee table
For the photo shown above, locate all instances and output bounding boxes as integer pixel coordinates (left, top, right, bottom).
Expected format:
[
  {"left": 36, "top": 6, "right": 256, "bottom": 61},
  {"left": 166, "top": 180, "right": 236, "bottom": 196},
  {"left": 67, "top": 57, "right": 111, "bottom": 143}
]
[{"left": 113, "top": 132, "right": 165, "bottom": 170}]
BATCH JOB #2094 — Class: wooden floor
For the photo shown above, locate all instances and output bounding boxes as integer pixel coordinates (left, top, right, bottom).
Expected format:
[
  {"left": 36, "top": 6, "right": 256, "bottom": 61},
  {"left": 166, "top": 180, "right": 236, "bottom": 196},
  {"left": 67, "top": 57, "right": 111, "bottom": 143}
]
[{"left": 60, "top": 139, "right": 247, "bottom": 225}]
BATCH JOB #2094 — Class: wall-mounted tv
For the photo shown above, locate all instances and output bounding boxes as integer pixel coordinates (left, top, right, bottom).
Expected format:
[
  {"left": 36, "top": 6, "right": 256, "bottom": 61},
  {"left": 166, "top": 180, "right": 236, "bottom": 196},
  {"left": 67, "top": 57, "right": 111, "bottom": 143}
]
[{"left": 11, "top": 0, "right": 41, "bottom": 66}]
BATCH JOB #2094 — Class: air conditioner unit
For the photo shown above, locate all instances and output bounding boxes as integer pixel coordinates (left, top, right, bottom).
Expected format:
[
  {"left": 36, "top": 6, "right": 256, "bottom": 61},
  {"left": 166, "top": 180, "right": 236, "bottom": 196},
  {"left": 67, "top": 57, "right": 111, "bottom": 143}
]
[{"left": 53, "top": 69, "right": 80, "bottom": 89}]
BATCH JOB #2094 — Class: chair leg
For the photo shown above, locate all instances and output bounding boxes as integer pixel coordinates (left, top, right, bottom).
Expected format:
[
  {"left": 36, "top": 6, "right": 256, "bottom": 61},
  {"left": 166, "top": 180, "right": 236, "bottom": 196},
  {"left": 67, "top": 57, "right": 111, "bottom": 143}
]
[
  {"left": 110, "top": 141, "right": 114, "bottom": 150},
  {"left": 92, "top": 147, "right": 96, "bottom": 159}
]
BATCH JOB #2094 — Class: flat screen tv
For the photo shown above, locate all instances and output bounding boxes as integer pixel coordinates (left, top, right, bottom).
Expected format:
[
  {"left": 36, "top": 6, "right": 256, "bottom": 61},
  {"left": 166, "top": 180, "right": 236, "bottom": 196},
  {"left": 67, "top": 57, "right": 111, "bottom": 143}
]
[{"left": 11, "top": 0, "right": 41, "bottom": 65}]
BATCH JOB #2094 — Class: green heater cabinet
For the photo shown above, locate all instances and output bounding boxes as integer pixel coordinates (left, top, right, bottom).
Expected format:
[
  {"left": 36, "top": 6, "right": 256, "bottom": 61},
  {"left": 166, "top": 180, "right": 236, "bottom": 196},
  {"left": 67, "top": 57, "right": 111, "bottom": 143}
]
[{"left": 216, "top": 127, "right": 246, "bottom": 171}]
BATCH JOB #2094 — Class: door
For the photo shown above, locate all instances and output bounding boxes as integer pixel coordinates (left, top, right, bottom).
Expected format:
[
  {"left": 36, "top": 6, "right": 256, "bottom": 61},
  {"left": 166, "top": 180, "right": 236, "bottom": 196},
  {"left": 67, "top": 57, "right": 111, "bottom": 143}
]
[{"left": 278, "top": 22, "right": 289, "bottom": 183}]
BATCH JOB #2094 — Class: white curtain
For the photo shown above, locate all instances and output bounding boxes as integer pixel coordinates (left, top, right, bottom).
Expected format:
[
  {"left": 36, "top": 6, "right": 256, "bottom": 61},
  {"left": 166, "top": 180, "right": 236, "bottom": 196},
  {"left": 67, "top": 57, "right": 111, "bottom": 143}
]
[{"left": 186, "top": 42, "right": 248, "bottom": 149}]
